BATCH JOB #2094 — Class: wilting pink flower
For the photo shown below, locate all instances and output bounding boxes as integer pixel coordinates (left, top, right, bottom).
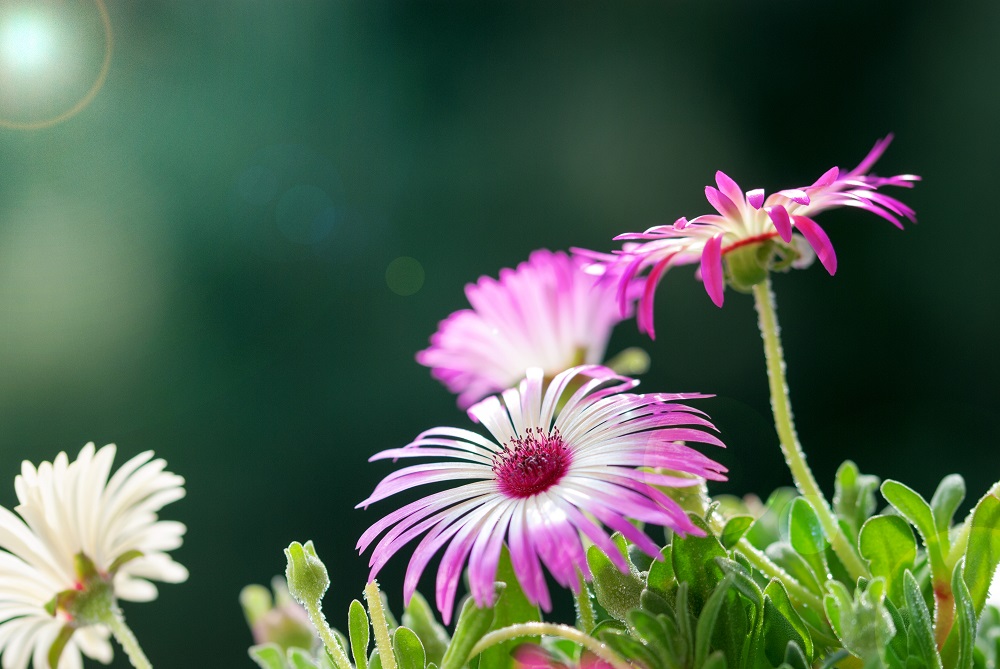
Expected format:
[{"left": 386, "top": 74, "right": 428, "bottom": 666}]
[
  {"left": 357, "top": 365, "right": 726, "bottom": 624},
  {"left": 417, "top": 249, "right": 638, "bottom": 409},
  {"left": 585, "top": 135, "right": 919, "bottom": 338}
]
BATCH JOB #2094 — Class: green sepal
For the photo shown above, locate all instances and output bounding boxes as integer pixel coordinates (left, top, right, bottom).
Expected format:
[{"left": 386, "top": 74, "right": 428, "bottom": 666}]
[
  {"left": 250, "top": 643, "right": 288, "bottom": 669},
  {"left": 725, "top": 241, "right": 772, "bottom": 291},
  {"left": 48, "top": 625, "right": 75, "bottom": 669},
  {"left": 107, "top": 549, "right": 144, "bottom": 575},
  {"left": 859, "top": 515, "right": 918, "bottom": 606},
  {"left": 241, "top": 584, "right": 274, "bottom": 628},
  {"left": 587, "top": 534, "right": 644, "bottom": 622},
  {"left": 903, "top": 570, "right": 942, "bottom": 669},
  {"left": 350, "top": 599, "right": 371, "bottom": 669},
  {"left": 402, "top": 592, "right": 450, "bottom": 668},
  {"left": 440, "top": 589, "right": 499, "bottom": 669},
  {"left": 673, "top": 516, "right": 727, "bottom": 612},
  {"left": 962, "top": 484, "right": 1000, "bottom": 616},
  {"left": 284, "top": 541, "right": 330, "bottom": 608},
  {"left": 393, "top": 626, "right": 426, "bottom": 669}
]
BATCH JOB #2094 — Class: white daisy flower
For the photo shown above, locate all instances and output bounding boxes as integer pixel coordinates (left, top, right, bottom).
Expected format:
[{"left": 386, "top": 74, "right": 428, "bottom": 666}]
[{"left": 0, "top": 443, "right": 186, "bottom": 669}]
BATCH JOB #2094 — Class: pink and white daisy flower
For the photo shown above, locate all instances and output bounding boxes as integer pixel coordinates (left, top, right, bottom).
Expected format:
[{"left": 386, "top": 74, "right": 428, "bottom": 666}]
[
  {"left": 417, "top": 249, "right": 639, "bottom": 409},
  {"left": 357, "top": 365, "right": 726, "bottom": 624},
  {"left": 586, "top": 135, "right": 919, "bottom": 338},
  {"left": 0, "top": 443, "right": 186, "bottom": 669}
]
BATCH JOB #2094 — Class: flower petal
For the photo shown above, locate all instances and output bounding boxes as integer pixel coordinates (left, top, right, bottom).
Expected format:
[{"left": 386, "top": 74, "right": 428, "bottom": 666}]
[
  {"left": 700, "top": 235, "right": 725, "bottom": 307},
  {"left": 792, "top": 216, "right": 838, "bottom": 275}
]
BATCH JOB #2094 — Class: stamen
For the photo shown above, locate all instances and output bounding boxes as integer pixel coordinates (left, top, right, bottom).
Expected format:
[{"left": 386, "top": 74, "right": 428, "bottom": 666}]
[{"left": 492, "top": 427, "right": 571, "bottom": 499}]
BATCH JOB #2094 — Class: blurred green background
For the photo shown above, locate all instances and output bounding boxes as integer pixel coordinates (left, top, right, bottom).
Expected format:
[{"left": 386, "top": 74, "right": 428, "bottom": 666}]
[{"left": 1, "top": 1, "right": 998, "bottom": 666}]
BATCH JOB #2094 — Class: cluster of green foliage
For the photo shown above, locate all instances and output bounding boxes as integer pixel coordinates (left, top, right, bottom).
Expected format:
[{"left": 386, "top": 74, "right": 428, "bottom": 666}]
[{"left": 248, "top": 463, "right": 1000, "bottom": 669}]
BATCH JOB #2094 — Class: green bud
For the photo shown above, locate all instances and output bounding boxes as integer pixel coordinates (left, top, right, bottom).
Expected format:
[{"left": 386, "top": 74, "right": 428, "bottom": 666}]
[
  {"left": 724, "top": 242, "right": 772, "bottom": 292},
  {"left": 285, "top": 541, "right": 330, "bottom": 607}
]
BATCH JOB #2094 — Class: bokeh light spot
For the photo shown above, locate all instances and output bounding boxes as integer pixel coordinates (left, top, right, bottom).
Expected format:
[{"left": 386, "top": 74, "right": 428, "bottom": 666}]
[
  {"left": 385, "top": 257, "right": 425, "bottom": 296},
  {"left": 275, "top": 185, "right": 336, "bottom": 244},
  {"left": 2, "top": 15, "right": 52, "bottom": 68}
]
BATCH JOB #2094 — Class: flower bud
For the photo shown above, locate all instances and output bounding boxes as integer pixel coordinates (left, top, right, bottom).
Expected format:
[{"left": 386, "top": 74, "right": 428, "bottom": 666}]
[{"left": 284, "top": 540, "right": 329, "bottom": 608}]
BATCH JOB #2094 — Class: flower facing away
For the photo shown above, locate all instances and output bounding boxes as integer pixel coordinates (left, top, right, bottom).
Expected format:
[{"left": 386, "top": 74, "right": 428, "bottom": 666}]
[
  {"left": 416, "top": 249, "right": 640, "bottom": 409},
  {"left": 582, "top": 135, "right": 919, "bottom": 338},
  {"left": 357, "top": 365, "right": 727, "bottom": 624},
  {"left": 0, "top": 443, "right": 187, "bottom": 669}
]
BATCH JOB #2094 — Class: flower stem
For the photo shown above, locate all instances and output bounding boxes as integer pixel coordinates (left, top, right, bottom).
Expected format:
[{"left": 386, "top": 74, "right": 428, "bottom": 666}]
[
  {"left": 365, "top": 581, "right": 398, "bottom": 669},
  {"left": 467, "top": 622, "right": 631, "bottom": 669},
  {"left": 104, "top": 607, "right": 153, "bottom": 669},
  {"left": 302, "top": 599, "right": 353, "bottom": 669},
  {"left": 736, "top": 538, "right": 825, "bottom": 613},
  {"left": 751, "top": 278, "right": 868, "bottom": 582}
]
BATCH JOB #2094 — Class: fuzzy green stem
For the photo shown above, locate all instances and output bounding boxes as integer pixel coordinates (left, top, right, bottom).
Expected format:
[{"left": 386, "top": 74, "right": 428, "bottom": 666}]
[
  {"left": 365, "top": 581, "right": 398, "bottom": 669},
  {"left": 574, "top": 573, "right": 596, "bottom": 634},
  {"left": 468, "top": 622, "right": 632, "bottom": 669},
  {"left": 104, "top": 608, "right": 153, "bottom": 669},
  {"left": 302, "top": 599, "right": 353, "bottom": 669},
  {"left": 752, "top": 279, "right": 868, "bottom": 582},
  {"left": 736, "top": 538, "right": 825, "bottom": 613}
]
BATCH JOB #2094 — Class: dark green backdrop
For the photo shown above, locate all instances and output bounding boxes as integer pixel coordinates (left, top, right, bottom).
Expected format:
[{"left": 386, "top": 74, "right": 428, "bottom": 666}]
[{"left": 1, "top": 1, "right": 997, "bottom": 666}]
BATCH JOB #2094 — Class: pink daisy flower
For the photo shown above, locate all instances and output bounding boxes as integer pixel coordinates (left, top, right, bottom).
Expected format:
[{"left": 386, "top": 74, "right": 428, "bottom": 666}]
[
  {"left": 357, "top": 365, "right": 726, "bottom": 624},
  {"left": 417, "top": 249, "right": 638, "bottom": 409},
  {"left": 586, "top": 135, "right": 919, "bottom": 338}
]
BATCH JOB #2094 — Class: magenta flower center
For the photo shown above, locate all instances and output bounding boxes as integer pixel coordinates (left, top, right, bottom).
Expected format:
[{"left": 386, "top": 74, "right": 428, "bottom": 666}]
[{"left": 493, "top": 427, "right": 571, "bottom": 499}]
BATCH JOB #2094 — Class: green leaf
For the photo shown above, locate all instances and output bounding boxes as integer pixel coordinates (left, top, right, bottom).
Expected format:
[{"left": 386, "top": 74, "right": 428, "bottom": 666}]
[
  {"left": 764, "top": 543, "right": 823, "bottom": 596},
  {"left": 640, "top": 588, "right": 674, "bottom": 617},
  {"left": 962, "top": 485, "right": 1000, "bottom": 616},
  {"left": 701, "top": 650, "right": 727, "bottom": 669},
  {"left": 628, "top": 609, "right": 672, "bottom": 664},
  {"left": 783, "top": 642, "right": 809, "bottom": 669},
  {"left": 288, "top": 648, "right": 321, "bottom": 669},
  {"left": 440, "top": 592, "right": 497, "bottom": 669},
  {"left": 721, "top": 516, "right": 754, "bottom": 550},
  {"left": 715, "top": 557, "right": 763, "bottom": 612},
  {"left": 599, "top": 630, "right": 660, "bottom": 669},
  {"left": 350, "top": 599, "right": 371, "bottom": 669},
  {"left": 393, "top": 627, "right": 426, "bottom": 669},
  {"left": 746, "top": 488, "right": 797, "bottom": 549},
  {"left": 834, "top": 461, "right": 880, "bottom": 541},
  {"left": 787, "top": 497, "right": 826, "bottom": 553},
  {"left": 402, "top": 592, "right": 450, "bottom": 667},
  {"left": 763, "top": 579, "right": 813, "bottom": 660},
  {"left": 588, "top": 536, "right": 644, "bottom": 622},
  {"left": 477, "top": 547, "right": 541, "bottom": 669},
  {"left": 672, "top": 516, "right": 727, "bottom": 612},
  {"left": 823, "top": 579, "right": 896, "bottom": 668},
  {"left": 903, "top": 571, "right": 942, "bottom": 669},
  {"left": 882, "top": 480, "right": 946, "bottom": 578},
  {"left": 941, "top": 559, "right": 976, "bottom": 669},
  {"left": 930, "top": 475, "right": 966, "bottom": 536},
  {"left": 694, "top": 575, "right": 731, "bottom": 669},
  {"left": 859, "top": 515, "right": 918, "bottom": 605},
  {"left": 646, "top": 546, "right": 674, "bottom": 597},
  {"left": 250, "top": 644, "right": 288, "bottom": 669}
]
